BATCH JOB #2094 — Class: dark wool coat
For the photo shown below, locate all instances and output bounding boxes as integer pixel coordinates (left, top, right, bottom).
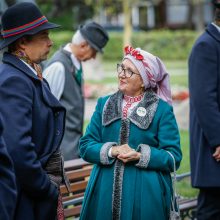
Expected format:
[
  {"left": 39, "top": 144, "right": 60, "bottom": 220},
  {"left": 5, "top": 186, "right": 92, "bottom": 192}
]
[
  {"left": 0, "top": 53, "right": 65, "bottom": 220},
  {"left": 189, "top": 23, "right": 220, "bottom": 187},
  {"left": 79, "top": 91, "right": 182, "bottom": 220},
  {"left": 0, "top": 114, "right": 17, "bottom": 220}
]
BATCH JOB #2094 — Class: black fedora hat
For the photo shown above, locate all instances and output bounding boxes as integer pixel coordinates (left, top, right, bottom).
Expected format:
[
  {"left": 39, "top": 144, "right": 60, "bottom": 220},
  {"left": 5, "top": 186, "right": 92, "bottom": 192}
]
[
  {"left": 0, "top": 2, "right": 60, "bottom": 50},
  {"left": 213, "top": 0, "right": 220, "bottom": 8},
  {"left": 79, "top": 22, "right": 109, "bottom": 53}
]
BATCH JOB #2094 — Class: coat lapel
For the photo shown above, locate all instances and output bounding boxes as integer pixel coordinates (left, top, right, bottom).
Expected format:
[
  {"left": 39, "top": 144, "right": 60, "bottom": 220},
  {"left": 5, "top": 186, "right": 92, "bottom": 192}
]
[
  {"left": 3, "top": 52, "right": 39, "bottom": 81},
  {"left": 102, "top": 90, "right": 159, "bottom": 129},
  {"left": 3, "top": 52, "right": 64, "bottom": 109},
  {"left": 129, "top": 91, "right": 159, "bottom": 129},
  {"left": 41, "top": 81, "right": 65, "bottom": 109}
]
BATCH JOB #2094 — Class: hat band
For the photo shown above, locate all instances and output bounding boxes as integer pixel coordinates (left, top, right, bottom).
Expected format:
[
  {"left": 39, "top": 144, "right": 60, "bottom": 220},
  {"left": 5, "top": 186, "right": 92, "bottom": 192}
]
[{"left": 2, "top": 16, "right": 48, "bottom": 38}]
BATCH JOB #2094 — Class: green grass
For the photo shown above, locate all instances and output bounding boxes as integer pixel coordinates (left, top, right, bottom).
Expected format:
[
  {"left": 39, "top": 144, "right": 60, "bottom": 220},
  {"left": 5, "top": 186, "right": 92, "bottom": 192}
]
[
  {"left": 170, "top": 74, "right": 188, "bottom": 88},
  {"left": 177, "top": 131, "right": 198, "bottom": 198}
]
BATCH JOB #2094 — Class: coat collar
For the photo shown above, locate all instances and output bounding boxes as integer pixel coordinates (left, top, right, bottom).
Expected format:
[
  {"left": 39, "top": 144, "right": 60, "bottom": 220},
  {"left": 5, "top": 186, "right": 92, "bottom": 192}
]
[
  {"left": 102, "top": 90, "right": 159, "bottom": 129},
  {"left": 3, "top": 52, "right": 64, "bottom": 109},
  {"left": 206, "top": 23, "right": 220, "bottom": 42},
  {"left": 2, "top": 52, "right": 40, "bottom": 81}
]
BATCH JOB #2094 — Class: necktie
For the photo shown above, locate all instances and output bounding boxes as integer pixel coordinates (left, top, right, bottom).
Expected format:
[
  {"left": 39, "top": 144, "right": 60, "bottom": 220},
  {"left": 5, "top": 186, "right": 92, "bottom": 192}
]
[
  {"left": 13, "top": 50, "right": 43, "bottom": 80},
  {"left": 75, "top": 64, "right": 82, "bottom": 85}
]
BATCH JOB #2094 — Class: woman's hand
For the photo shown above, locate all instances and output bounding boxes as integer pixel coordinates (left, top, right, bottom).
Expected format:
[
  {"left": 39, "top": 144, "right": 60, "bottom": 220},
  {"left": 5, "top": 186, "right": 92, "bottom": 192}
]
[
  {"left": 117, "top": 150, "right": 141, "bottom": 163},
  {"left": 111, "top": 144, "right": 133, "bottom": 157}
]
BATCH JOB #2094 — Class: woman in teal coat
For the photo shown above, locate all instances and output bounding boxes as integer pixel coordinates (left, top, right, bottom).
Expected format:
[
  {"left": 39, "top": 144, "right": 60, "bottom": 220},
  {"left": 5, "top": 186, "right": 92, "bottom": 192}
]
[{"left": 79, "top": 46, "right": 182, "bottom": 220}]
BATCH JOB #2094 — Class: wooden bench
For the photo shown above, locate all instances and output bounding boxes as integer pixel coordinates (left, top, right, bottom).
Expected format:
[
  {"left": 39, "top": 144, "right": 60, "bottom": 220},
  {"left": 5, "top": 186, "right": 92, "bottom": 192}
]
[
  {"left": 61, "top": 160, "right": 197, "bottom": 219},
  {"left": 60, "top": 158, "right": 93, "bottom": 218}
]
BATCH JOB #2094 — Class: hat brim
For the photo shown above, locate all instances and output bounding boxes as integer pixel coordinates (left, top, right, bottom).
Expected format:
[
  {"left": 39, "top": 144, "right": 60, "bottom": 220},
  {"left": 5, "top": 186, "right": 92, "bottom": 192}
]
[
  {"left": 79, "top": 25, "right": 103, "bottom": 53},
  {"left": 0, "top": 21, "right": 60, "bottom": 50}
]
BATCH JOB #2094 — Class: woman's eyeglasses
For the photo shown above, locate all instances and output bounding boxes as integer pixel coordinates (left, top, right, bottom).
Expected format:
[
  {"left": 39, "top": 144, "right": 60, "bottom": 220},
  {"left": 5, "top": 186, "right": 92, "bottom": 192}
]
[{"left": 117, "top": 63, "right": 140, "bottom": 78}]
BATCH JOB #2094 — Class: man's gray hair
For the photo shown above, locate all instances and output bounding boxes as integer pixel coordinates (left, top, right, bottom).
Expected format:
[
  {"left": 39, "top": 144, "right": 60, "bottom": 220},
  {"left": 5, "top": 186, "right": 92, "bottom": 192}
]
[{"left": 72, "top": 30, "right": 86, "bottom": 45}]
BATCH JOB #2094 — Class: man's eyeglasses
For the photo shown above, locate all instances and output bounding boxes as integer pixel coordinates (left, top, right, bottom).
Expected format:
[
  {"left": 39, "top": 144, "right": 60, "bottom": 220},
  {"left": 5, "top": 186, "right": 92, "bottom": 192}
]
[{"left": 117, "top": 63, "right": 140, "bottom": 78}]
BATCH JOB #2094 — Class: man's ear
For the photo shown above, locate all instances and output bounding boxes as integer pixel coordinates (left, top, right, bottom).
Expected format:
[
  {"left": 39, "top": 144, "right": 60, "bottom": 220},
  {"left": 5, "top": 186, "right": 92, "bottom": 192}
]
[{"left": 17, "top": 37, "right": 26, "bottom": 50}]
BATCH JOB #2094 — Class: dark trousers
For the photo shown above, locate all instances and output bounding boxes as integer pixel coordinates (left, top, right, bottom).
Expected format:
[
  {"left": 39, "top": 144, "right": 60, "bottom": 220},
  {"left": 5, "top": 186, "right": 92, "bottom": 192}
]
[{"left": 197, "top": 188, "right": 220, "bottom": 220}]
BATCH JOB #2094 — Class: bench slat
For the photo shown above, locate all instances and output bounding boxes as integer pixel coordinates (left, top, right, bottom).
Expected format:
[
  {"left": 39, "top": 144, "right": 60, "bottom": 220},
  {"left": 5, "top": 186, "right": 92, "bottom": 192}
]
[
  {"left": 66, "top": 166, "right": 92, "bottom": 181},
  {"left": 179, "top": 199, "right": 197, "bottom": 211},
  {"left": 62, "top": 192, "right": 84, "bottom": 202},
  {"left": 64, "top": 158, "right": 90, "bottom": 170},
  {"left": 64, "top": 205, "right": 82, "bottom": 217},
  {"left": 60, "top": 180, "right": 89, "bottom": 194}
]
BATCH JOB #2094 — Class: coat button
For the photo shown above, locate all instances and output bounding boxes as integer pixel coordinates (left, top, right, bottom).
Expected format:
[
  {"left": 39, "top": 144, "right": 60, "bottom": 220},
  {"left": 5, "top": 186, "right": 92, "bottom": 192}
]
[
  {"left": 56, "top": 130, "right": 60, "bottom": 136},
  {"left": 55, "top": 112, "right": 59, "bottom": 117}
]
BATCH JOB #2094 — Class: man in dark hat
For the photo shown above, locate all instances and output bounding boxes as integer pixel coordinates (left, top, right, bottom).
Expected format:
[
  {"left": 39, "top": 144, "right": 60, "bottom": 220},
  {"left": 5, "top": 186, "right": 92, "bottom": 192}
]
[
  {"left": 43, "top": 22, "right": 109, "bottom": 161},
  {"left": 189, "top": 1, "right": 220, "bottom": 219},
  {"left": 0, "top": 2, "right": 68, "bottom": 220}
]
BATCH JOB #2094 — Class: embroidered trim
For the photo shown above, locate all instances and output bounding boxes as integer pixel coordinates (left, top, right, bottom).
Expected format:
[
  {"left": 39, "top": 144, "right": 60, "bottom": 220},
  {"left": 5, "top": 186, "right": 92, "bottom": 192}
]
[
  {"left": 112, "top": 119, "right": 130, "bottom": 220},
  {"left": 135, "top": 144, "right": 151, "bottom": 168},
  {"left": 124, "top": 94, "right": 143, "bottom": 103},
  {"left": 102, "top": 91, "right": 122, "bottom": 126},
  {"left": 123, "top": 94, "right": 143, "bottom": 118},
  {"left": 100, "top": 142, "right": 117, "bottom": 165},
  {"left": 102, "top": 90, "right": 159, "bottom": 129},
  {"left": 2, "top": 16, "right": 48, "bottom": 38},
  {"left": 112, "top": 160, "right": 124, "bottom": 220},
  {"left": 129, "top": 91, "right": 159, "bottom": 129}
]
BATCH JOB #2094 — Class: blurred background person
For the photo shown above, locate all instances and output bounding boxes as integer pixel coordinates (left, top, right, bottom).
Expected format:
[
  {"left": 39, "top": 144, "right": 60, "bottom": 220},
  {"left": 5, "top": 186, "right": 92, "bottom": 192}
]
[{"left": 43, "top": 22, "right": 109, "bottom": 161}]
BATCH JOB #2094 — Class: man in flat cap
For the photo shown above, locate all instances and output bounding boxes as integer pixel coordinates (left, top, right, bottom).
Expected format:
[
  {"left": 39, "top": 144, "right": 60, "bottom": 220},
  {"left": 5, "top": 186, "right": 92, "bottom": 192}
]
[
  {"left": 43, "top": 22, "right": 109, "bottom": 161},
  {"left": 188, "top": 1, "right": 220, "bottom": 219},
  {"left": 0, "top": 2, "right": 69, "bottom": 219}
]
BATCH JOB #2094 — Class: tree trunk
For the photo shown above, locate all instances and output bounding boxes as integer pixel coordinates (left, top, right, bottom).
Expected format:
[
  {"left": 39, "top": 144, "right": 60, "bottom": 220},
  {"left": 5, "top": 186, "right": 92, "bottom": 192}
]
[
  {"left": 186, "top": 0, "right": 194, "bottom": 29},
  {"left": 193, "top": 0, "right": 204, "bottom": 32},
  {"left": 123, "top": 0, "right": 132, "bottom": 48}
]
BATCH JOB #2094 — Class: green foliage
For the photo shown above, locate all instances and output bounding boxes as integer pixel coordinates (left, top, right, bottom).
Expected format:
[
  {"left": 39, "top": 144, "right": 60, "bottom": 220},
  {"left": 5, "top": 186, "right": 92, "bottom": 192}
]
[
  {"left": 48, "top": 30, "right": 73, "bottom": 57},
  {"left": 48, "top": 30, "right": 199, "bottom": 62},
  {"left": 104, "top": 30, "right": 199, "bottom": 61}
]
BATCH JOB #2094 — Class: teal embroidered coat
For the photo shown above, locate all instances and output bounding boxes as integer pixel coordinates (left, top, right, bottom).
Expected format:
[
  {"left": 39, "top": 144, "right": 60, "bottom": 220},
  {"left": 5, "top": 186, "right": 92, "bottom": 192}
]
[{"left": 79, "top": 91, "right": 182, "bottom": 220}]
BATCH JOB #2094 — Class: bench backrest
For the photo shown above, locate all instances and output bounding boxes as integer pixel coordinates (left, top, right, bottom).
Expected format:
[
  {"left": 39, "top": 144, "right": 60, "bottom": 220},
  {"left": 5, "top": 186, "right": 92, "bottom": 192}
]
[{"left": 60, "top": 158, "right": 93, "bottom": 218}]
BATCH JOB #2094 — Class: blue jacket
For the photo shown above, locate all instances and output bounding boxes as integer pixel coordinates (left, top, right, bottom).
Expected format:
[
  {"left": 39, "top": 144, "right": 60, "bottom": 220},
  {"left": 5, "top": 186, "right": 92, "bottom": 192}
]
[
  {"left": 189, "top": 24, "right": 220, "bottom": 187},
  {"left": 0, "top": 53, "right": 66, "bottom": 220},
  {"left": 0, "top": 114, "right": 17, "bottom": 220}
]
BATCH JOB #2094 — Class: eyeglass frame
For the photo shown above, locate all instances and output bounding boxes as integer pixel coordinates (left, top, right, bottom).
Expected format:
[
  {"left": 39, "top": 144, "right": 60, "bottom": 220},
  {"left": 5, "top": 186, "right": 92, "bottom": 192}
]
[{"left": 117, "top": 63, "right": 140, "bottom": 78}]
